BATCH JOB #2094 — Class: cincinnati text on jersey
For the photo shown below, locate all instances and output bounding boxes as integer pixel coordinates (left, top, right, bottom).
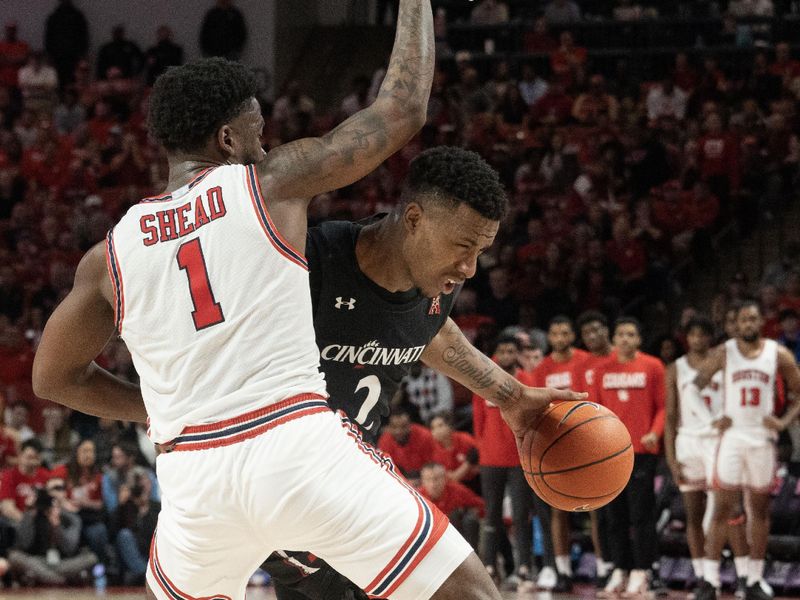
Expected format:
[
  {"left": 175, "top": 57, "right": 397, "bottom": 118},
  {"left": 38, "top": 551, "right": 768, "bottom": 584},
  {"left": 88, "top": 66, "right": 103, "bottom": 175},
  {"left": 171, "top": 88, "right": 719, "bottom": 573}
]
[
  {"left": 320, "top": 341, "right": 426, "bottom": 366},
  {"left": 602, "top": 372, "right": 647, "bottom": 389}
]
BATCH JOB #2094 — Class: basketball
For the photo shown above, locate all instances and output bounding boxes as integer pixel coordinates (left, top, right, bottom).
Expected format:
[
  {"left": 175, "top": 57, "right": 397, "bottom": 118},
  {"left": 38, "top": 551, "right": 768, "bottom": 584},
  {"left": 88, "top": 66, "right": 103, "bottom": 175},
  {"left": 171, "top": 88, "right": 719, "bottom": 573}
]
[{"left": 521, "top": 401, "right": 634, "bottom": 512}]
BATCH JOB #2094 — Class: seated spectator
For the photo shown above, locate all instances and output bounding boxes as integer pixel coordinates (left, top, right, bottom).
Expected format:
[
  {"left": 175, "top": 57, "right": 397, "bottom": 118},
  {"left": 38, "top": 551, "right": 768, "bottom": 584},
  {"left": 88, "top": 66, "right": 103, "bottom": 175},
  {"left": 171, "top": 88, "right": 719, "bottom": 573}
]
[
  {"left": 672, "top": 52, "right": 698, "bottom": 92},
  {"left": 550, "top": 31, "right": 587, "bottom": 89},
  {"left": 524, "top": 17, "right": 558, "bottom": 54},
  {"left": 17, "top": 52, "right": 58, "bottom": 115},
  {"left": 572, "top": 74, "right": 619, "bottom": 124},
  {"left": 470, "top": 0, "right": 510, "bottom": 25},
  {"left": 52, "top": 87, "right": 85, "bottom": 135},
  {"left": 606, "top": 214, "right": 647, "bottom": 297},
  {"left": 50, "top": 439, "right": 109, "bottom": 568},
  {"left": 544, "top": 0, "right": 582, "bottom": 23},
  {"left": 404, "top": 363, "right": 454, "bottom": 425},
  {"left": 647, "top": 78, "right": 689, "bottom": 122},
  {"left": 518, "top": 63, "right": 549, "bottom": 107},
  {"left": 531, "top": 80, "right": 574, "bottom": 126},
  {"left": 429, "top": 412, "right": 479, "bottom": 485},
  {"left": 378, "top": 409, "right": 437, "bottom": 483},
  {"left": 418, "top": 462, "right": 484, "bottom": 551},
  {"left": 5, "top": 402, "right": 34, "bottom": 443},
  {"left": 110, "top": 466, "right": 158, "bottom": 585},
  {"left": 8, "top": 485, "right": 96, "bottom": 585},
  {"left": 101, "top": 442, "right": 158, "bottom": 514},
  {"left": 0, "top": 439, "right": 50, "bottom": 525},
  {"left": 273, "top": 81, "right": 315, "bottom": 141},
  {"left": 40, "top": 405, "right": 78, "bottom": 466}
]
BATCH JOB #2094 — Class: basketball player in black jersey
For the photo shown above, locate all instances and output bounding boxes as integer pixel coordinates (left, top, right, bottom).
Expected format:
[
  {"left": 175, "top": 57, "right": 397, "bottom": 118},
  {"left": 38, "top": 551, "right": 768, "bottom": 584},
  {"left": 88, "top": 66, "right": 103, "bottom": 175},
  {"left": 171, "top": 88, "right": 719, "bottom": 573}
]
[{"left": 263, "top": 147, "right": 586, "bottom": 599}]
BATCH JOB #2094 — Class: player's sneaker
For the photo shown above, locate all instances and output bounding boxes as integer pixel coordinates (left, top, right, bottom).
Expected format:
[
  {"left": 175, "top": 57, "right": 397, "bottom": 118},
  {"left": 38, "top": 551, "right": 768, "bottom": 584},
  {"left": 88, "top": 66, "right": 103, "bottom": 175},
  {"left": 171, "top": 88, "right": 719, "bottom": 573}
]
[
  {"left": 745, "top": 580, "right": 774, "bottom": 600},
  {"left": 735, "top": 577, "right": 748, "bottom": 599},
  {"left": 622, "top": 569, "right": 648, "bottom": 597},
  {"left": 537, "top": 565, "right": 557, "bottom": 590},
  {"left": 598, "top": 569, "right": 627, "bottom": 597},
  {"left": 694, "top": 580, "right": 718, "bottom": 600}
]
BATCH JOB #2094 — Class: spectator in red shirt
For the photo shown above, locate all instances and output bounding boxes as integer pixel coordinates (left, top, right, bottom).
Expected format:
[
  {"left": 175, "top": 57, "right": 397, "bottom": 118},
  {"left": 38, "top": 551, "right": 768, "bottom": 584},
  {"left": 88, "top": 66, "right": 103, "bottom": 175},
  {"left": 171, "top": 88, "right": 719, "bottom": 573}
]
[
  {"left": 593, "top": 317, "right": 665, "bottom": 595},
  {"left": 473, "top": 335, "right": 536, "bottom": 585},
  {"left": 697, "top": 112, "right": 739, "bottom": 216},
  {"left": 606, "top": 214, "right": 648, "bottom": 300},
  {"left": 0, "top": 438, "right": 51, "bottom": 524},
  {"left": 419, "top": 462, "right": 484, "bottom": 551},
  {"left": 531, "top": 79, "right": 574, "bottom": 125},
  {"left": 549, "top": 31, "right": 587, "bottom": 89},
  {"left": 0, "top": 23, "right": 30, "bottom": 88},
  {"left": 769, "top": 42, "right": 800, "bottom": 81},
  {"left": 429, "top": 412, "right": 479, "bottom": 489},
  {"left": 377, "top": 409, "right": 436, "bottom": 482}
]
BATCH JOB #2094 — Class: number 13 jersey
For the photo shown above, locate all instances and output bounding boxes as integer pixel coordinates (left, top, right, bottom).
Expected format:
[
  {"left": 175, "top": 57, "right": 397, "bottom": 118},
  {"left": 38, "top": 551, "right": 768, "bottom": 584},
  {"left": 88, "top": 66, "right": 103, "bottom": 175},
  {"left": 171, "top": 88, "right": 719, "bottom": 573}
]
[
  {"left": 723, "top": 338, "right": 780, "bottom": 443},
  {"left": 107, "top": 165, "right": 326, "bottom": 444},
  {"left": 307, "top": 218, "right": 456, "bottom": 443}
]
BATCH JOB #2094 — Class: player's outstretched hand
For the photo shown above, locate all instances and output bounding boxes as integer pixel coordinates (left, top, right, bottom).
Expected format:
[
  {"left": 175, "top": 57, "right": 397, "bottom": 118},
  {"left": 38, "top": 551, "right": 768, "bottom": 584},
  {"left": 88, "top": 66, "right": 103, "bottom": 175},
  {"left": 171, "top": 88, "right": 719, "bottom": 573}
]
[
  {"left": 763, "top": 415, "right": 785, "bottom": 432},
  {"left": 500, "top": 386, "right": 587, "bottom": 450}
]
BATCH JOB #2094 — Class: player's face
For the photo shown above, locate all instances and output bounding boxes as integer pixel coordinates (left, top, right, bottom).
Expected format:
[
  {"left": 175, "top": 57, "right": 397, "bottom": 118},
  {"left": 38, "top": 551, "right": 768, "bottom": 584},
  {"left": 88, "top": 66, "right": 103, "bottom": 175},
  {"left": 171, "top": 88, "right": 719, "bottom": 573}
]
[
  {"left": 421, "top": 466, "right": 446, "bottom": 499},
  {"left": 494, "top": 342, "right": 519, "bottom": 370},
  {"left": 581, "top": 321, "right": 609, "bottom": 353},
  {"left": 686, "top": 326, "right": 711, "bottom": 354},
  {"left": 548, "top": 323, "right": 575, "bottom": 353},
  {"left": 225, "top": 97, "right": 267, "bottom": 165},
  {"left": 737, "top": 306, "right": 763, "bottom": 343},
  {"left": 405, "top": 201, "right": 499, "bottom": 298},
  {"left": 613, "top": 324, "right": 641, "bottom": 356},
  {"left": 724, "top": 309, "right": 738, "bottom": 339},
  {"left": 429, "top": 417, "right": 451, "bottom": 444}
]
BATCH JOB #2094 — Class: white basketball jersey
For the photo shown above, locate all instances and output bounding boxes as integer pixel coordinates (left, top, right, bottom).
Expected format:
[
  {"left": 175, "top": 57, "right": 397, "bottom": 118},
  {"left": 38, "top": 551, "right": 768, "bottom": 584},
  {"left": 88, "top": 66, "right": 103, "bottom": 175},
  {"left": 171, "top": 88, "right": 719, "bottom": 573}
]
[
  {"left": 676, "top": 355, "right": 723, "bottom": 435},
  {"left": 106, "top": 165, "right": 327, "bottom": 443},
  {"left": 723, "top": 338, "right": 778, "bottom": 442}
]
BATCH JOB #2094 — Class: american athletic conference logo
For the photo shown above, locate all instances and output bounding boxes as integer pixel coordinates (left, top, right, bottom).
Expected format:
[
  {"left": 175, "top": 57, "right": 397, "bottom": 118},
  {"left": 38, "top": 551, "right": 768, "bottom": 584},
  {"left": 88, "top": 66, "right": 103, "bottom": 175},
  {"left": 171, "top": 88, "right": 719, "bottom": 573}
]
[
  {"left": 335, "top": 297, "right": 356, "bottom": 310},
  {"left": 428, "top": 296, "right": 441, "bottom": 315}
]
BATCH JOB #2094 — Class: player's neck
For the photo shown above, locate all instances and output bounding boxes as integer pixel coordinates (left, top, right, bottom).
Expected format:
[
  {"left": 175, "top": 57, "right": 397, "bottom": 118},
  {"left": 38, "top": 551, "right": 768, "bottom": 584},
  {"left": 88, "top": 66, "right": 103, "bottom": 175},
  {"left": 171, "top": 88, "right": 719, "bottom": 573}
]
[
  {"left": 617, "top": 350, "right": 637, "bottom": 363},
  {"left": 736, "top": 337, "right": 764, "bottom": 356},
  {"left": 165, "top": 155, "right": 225, "bottom": 194},
  {"left": 551, "top": 348, "right": 573, "bottom": 362},
  {"left": 356, "top": 217, "right": 415, "bottom": 293},
  {"left": 687, "top": 349, "right": 708, "bottom": 365},
  {"left": 592, "top": 344, "right": 612, "bottom": 357}
]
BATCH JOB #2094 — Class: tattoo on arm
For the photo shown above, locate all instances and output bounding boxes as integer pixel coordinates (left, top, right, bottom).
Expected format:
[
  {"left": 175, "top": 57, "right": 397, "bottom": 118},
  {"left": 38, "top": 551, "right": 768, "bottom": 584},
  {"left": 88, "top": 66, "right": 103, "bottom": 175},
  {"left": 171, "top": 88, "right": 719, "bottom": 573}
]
[{"left": 442, "top": 344, "right": 496, "bottom": 391}]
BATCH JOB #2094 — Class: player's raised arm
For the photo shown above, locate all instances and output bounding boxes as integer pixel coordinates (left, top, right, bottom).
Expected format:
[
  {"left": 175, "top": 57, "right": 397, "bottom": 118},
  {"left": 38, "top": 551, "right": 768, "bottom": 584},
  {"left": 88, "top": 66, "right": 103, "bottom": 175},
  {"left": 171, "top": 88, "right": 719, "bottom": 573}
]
[
  {"left": 260, "top": 0, "right": 435, "bottom": 201},
  {"left": 765, "top": 346, "right": 800, "bottom": 431},
  {"left": 32, "top": 242, "right": 147, "bottom": 423},
  {"left": 422, "top": 318, "right": 586, "bottom": 439}
]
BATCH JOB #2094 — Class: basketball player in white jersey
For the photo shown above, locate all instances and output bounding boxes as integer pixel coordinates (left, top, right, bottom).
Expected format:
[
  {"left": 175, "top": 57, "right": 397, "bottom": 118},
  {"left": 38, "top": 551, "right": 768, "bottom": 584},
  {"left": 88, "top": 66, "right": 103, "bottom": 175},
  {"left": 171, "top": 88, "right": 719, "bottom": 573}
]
[
  {"left": 30, "top": 2, "right": 584, "bottom": 599},
  {"left": 665, "top": 315, "right": 749, "bottom": 596},
  {"left": 689, "top": 301, "right": 800, "bottom": 600}
]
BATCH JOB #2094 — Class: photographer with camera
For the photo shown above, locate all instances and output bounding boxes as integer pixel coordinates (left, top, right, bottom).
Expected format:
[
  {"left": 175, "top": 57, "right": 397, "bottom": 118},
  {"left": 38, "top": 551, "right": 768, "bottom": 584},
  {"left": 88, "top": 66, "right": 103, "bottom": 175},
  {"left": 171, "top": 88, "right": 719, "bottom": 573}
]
[
  {"left": 110, "top": 466, "right": 158, "bottom": 585},
  {"left": 8, "top": 479, "right": 97, "bottom": 585}
]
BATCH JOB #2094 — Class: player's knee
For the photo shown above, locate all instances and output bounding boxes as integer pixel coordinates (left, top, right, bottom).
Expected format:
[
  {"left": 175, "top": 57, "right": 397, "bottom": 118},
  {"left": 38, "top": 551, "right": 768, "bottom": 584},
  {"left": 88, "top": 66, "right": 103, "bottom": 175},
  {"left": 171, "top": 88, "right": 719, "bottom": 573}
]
[
  {"left": 145, "top": 581, "right": 158, "bottom": 600},
  {"left": 432, "top": 553, "right": 501, "bottom": 600}
]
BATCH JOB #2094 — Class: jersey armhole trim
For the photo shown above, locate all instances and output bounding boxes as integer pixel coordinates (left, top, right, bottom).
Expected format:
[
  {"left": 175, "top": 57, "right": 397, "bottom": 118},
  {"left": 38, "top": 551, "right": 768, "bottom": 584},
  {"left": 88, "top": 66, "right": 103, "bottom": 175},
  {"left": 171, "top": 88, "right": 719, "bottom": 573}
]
[
  {"left": 105, "top": 229, "right": 125, "bottom": 334},
  {"left": 245, "top": 163, "right": 309, "bottom": 271}
]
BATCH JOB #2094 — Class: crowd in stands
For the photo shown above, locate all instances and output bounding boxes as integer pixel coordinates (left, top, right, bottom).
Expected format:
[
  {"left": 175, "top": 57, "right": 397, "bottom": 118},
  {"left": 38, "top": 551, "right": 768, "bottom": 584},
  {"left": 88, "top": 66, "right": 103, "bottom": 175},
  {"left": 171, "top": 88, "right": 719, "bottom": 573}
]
[{"left": 2, "top": 0, "right": 800, "bottom": 591}]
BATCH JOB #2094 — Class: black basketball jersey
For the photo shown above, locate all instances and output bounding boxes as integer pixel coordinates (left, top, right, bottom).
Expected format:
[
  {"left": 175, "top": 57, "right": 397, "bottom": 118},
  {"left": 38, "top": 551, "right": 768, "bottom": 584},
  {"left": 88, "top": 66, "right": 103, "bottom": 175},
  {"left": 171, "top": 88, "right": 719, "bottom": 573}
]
[{"left": 307, "top": 217, "right": 457, "bottom": 442}]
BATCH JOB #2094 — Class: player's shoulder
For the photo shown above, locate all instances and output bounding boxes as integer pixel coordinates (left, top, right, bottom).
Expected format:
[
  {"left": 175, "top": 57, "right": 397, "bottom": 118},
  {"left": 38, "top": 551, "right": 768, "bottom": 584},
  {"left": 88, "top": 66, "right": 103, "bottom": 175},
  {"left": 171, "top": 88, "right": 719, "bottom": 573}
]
[
  {"left": 572, "top": 348, "right": 591, "bottom": 362},
  {"left": 641, "top": 352, "right": 666, "bottom": 371}
]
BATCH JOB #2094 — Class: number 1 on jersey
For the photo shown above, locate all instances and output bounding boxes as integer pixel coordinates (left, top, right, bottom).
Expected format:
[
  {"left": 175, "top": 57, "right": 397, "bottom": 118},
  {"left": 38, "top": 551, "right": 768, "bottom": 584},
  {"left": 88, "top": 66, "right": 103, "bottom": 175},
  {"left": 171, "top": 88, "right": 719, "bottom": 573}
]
[{"left": 177, "top": 238, "right": 225, "bottom": 331}]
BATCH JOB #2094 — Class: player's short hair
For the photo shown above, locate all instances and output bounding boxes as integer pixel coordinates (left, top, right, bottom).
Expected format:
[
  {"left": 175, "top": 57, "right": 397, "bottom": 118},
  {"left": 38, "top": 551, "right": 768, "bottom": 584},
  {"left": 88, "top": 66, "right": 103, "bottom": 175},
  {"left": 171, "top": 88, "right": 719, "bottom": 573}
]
[
  {"left": 685, "top": 315, "right": 715, "bottom": 337},
  {"left": 493, "top": 334, "right": 521, "bottom": 354},
  {"left": 403, "top": 146, "right": 508, "bottom": 221},
  {"left": 614, "top": 316, "right": 642, "bottom": 336},
  {"left": 548, "top": 315, "right": 574, "bottom": 330},
  {"left": 21, "top": 439, "right": 42, "bottom": 454},
  {"left": 736, "top": 298, "right": 761, "bottom": 316},
  {"left": 576, "top": 310, "right": 608, "bottom": 331},
  {"left": 148, "top": 58, "right": 259, "bottom": 152},
  {"left": 428, "top": 411, "right": 453, "bottom": 428}
]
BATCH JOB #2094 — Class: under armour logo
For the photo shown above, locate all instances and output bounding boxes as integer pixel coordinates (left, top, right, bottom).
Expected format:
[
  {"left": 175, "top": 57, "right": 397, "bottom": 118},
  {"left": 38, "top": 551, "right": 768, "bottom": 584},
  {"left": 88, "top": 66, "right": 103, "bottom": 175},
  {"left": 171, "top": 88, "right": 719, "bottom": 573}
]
[
  {"left": 335, "top": 297, "right": 356, "bottom": 310},
  {"left": 428, "top": 296, "right": 441, "bottom": 315}
]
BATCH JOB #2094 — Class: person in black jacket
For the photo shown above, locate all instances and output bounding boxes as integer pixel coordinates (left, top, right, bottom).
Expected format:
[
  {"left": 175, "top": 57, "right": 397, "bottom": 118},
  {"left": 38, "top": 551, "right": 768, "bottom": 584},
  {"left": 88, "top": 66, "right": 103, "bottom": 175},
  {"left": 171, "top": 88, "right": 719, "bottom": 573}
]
[
  {"left": 200, "top": 0, "right": 248, "bottom": 60},
  {"left": 44, "top": 0, "right": 89, "bottom": 87},
  {"left": 144, "top": 26, "right": 184, "bottom": 86},
  {"left": 96, "top": 25, "right": 144, "bottom": 80}
]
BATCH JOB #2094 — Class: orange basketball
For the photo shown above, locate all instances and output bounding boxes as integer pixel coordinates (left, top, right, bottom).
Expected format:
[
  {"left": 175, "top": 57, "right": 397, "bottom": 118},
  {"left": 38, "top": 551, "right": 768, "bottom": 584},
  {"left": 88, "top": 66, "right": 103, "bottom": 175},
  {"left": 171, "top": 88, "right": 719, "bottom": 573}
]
[{"left": 521, "top": 401, "right": 634, "bottom": 512}]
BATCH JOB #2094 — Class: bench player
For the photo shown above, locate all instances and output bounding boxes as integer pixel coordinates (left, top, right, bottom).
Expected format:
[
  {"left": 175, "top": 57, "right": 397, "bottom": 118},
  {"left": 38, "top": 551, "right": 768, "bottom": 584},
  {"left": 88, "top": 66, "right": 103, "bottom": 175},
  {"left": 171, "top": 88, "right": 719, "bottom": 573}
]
[
  {"left": 31, "top": 2, "right": 580, "bottom": 598},
  {"left": 263, "top": 149, "right": 587, "bottom": 597},
  {"left": 691, "top": 301, "right": 800, "bottom": 600}
]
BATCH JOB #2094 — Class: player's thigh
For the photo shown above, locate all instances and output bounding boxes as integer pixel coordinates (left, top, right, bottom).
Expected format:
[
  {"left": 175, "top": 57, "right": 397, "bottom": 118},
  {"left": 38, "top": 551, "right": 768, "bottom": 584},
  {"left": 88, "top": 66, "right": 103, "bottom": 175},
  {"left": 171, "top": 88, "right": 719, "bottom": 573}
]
[
  {"left": 714, "top": 434, "right": 746, "bottom": 489},
  {"left": 430, "top": 552, "right": 500, "bottom": 600},
  {"left": 676, "top": 434, "right": 711, "bottom": 492},
  {"left": 147, "top": 449, "right": 269, "bottom": 600},
  {"left": 742, "top": 443, "right": 776, "bottom": 492},
  {"left": 253, "top": 412, "right": 474, "bottom": 600}
]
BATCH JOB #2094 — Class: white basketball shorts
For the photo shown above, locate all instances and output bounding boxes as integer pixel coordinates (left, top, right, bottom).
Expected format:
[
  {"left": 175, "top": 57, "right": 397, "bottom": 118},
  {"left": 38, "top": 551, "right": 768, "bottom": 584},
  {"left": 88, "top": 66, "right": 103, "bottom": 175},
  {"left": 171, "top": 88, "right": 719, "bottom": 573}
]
[
  {"left": 714, "top": 430, "right": 776, "bottom": 493},
  {"left": 675, "top": 432, "right": 717, "bottom": 492}
]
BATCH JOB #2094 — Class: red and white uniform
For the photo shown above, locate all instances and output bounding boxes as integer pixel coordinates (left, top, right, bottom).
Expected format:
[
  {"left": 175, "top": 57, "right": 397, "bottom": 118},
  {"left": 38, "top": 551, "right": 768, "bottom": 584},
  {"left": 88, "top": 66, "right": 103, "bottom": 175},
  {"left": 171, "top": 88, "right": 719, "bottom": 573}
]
[
  {"left": 675, "top": 356, "right": 723, "bottom": 491},
  {"left": 716, "top": 339, "right": 780, "bottom": 491},
  {"left": 108, "top": 165, "right": 470, "bottom": 600},
  {"left": 531, "top": 348, "right": 590, "bottom": 391}
]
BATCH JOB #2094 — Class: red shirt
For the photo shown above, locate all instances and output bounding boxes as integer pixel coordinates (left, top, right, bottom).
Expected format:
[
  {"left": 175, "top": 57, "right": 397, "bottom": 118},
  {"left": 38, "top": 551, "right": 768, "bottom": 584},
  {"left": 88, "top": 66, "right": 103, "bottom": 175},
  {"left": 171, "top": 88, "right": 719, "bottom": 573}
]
[
  {"left": 49, "top": 465, "right": 103, "bottom": 503},
  {"left": 378, "top": 424, "right": 436, "bottom": 477},
  {"left": 606, "top": 238, "right": 647, "bottom": 280},
  {"left": 433, "top": 431, "right": 478, "bottom": 478},
  {"left": 592, "top": 352, "right": 666, "bottom": 454},
  {"left": 472, "top": 371, "right": 524, "bottom": 467},
  {"left": 697, "top": 133, "right": 739, "bottom": 188},
  {"left": 531, "top": 348, "right": 590, "bottom": 391},
  {"left": 0, "top": 467, "right": 51, "bottom": 511},
  {"left": 0, "top": 431, "right": 17, "bottom": 469},
  {"left": 575, "top": 351, "right": 616, "bottom": 398},
  {"left": 419, "top": 480, "right": 485, "bottom": 517}
]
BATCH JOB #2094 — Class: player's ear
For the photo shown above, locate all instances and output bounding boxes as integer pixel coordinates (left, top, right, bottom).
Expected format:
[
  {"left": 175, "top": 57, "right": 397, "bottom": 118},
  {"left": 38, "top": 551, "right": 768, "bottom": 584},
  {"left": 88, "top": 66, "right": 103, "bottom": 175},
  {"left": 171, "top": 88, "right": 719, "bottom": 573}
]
[
  {"left": 217, "top": 124, "right": 235, "bottom": 158},
  {"left": 403, "top": 202, "right": 423, "bottom": 233}
]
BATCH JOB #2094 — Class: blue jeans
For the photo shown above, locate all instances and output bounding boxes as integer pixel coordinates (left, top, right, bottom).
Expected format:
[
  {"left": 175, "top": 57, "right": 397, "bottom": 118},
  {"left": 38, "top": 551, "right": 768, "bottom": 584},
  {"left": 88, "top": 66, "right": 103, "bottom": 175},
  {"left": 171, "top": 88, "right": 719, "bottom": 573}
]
[
  {"left": 83, "top": 521, "right": 110, "bottom": 564},
  {"left": 116, "top": 528, "right": 147, "bottom": 577}
]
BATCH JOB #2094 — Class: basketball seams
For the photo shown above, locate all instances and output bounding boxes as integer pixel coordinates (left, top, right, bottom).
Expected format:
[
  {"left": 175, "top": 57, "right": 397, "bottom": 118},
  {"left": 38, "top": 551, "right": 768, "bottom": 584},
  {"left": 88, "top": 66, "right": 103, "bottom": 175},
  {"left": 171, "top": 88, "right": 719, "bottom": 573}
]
[
  {"left": 537, "top": 414, "right": 619, "bottom": 473},
  {"left": 524, "top": 442, "right": 632, "bottom": 477}
]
